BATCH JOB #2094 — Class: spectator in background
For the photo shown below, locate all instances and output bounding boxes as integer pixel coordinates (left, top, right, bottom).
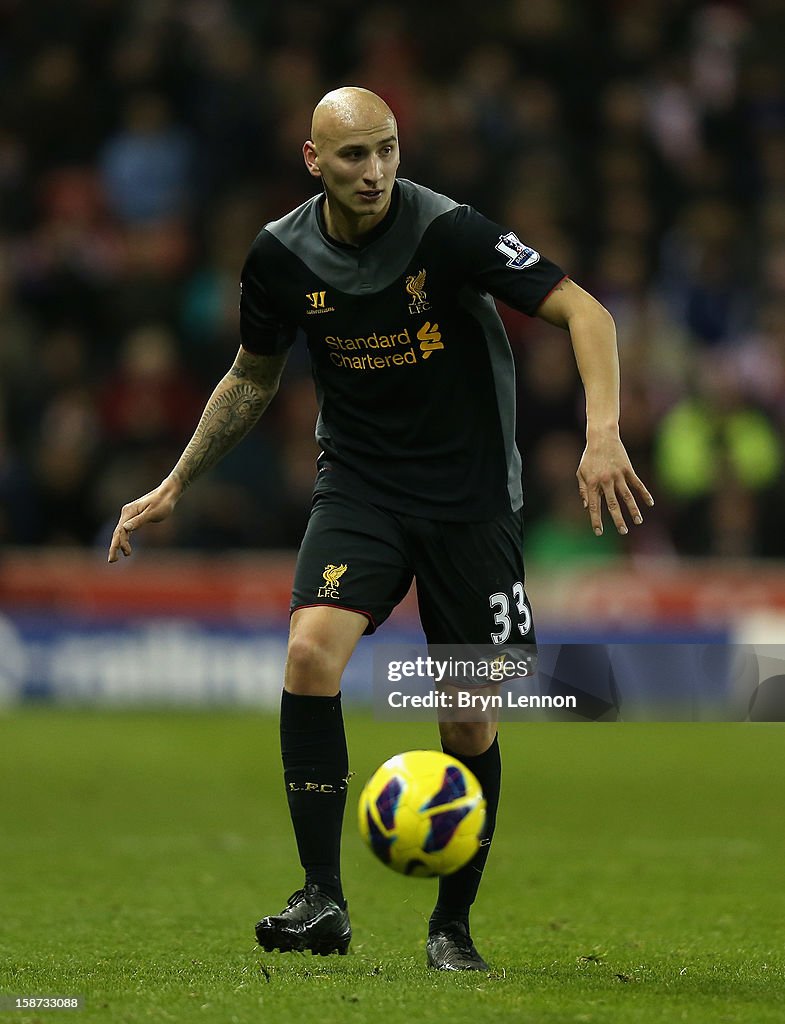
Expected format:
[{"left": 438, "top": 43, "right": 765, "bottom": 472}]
[
  {"left": 654, "top": 353, "right": 783, "bottom": 556},
  {"left": 33, "top": 385, "right": 102, "bottom": 546},
  {"left": 15, "top": 167, "right": 123, "bottom": 336},
  {"left": 100, "top": 93, "right": 194, "bottom": 224},
  {"left": 180, "top": 195, "right": 269, "bottom": 384},
  {"left": 98, "top": 324, "right": 202, "bottom": 449},
  {"left": 8, "top": 44, "right": 106, "bottom": 179}
]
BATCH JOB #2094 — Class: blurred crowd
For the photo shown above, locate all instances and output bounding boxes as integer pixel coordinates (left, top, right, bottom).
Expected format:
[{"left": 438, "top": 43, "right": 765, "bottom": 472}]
[{"left": 1, "top": 0, "right": 784, "bottom": 561}]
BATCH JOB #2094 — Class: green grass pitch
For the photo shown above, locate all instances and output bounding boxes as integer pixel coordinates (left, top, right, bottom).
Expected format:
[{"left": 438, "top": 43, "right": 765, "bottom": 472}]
[{"left": 1, "top": 710, "right": 783, "bottom": 1023}]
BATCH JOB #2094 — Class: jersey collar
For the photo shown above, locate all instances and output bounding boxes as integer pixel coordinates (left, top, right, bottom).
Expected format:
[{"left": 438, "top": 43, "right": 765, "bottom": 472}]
[{"left": 316, "top": 182, "right": 401, "bottom": 250}]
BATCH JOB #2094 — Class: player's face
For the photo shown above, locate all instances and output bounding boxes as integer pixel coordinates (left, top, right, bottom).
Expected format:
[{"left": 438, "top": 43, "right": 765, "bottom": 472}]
[{"left": 307, "top": 120, "right": 400, "bottom": 227}]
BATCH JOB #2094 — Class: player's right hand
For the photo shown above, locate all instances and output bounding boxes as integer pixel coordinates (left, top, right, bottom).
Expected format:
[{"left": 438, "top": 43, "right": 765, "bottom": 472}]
[{"left": 107, "top": 477, "right": 182, "bottom": 563}]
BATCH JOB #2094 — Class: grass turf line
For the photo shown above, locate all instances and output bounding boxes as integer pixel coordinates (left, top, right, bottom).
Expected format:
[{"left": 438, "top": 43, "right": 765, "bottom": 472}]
[{"left": 0, "top": 711, "right": 783, "bottom": 1023}]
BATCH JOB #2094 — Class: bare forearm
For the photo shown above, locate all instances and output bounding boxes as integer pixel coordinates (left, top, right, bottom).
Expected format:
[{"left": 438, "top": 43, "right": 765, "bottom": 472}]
[
  {"left": 535, "top": 278, "right": 653, "bottom": 534},
  {"left": 167, "top": 349, "right": 287, "bottom": 495},
  {"left": 537, "top": 280, "right": 621, "bottom": 435},
  {"left": 568, "top": 304, "right": 620, "bottom": 435}
]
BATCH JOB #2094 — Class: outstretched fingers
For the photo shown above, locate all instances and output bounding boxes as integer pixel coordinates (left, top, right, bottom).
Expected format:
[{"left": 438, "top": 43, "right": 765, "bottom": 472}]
[
  {"left": 615, "top": 472, "right": 652, "bottom": 529},
  {"left": 600, "top": 473, "right": 629, "bottom": 535},
  {"left": 107, "top": 500, "right": 146, "bottom": 562},
  {"left": 578, "top": 468, "right": 654, "bottom": 537}
]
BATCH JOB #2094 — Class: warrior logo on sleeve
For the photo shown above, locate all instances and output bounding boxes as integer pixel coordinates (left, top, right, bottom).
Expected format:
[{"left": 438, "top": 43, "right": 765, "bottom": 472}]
[{"left": 495, "top": 232, "right": 540, "bottom": 269}]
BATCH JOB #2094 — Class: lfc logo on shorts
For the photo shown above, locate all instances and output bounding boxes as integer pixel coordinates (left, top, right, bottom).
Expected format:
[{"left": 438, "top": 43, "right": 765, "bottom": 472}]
[
  {"left": 318, "top": 563, "right": 348, "bottom": 599},
  {"left": 405, "top": 268, "right": 430, "bottom": 314}
]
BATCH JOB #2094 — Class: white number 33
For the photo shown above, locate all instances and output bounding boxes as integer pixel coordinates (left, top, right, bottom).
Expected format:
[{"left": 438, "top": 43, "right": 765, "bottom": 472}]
[{"left": 489, "top": 582, "right": 532, "bottom": 644}]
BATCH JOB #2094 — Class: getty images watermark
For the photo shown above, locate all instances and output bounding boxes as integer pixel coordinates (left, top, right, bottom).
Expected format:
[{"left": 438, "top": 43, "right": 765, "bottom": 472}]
[
  {"left": 373, "top": 642, "right": 785, "bottom": 722},
  {"left": 373, "top": 644, "right": 578, "bottom": 721}
]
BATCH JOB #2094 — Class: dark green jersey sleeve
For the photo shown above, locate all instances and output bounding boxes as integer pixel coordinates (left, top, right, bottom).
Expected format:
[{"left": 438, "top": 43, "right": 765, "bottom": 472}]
[
  {"left": 239, "top": 232, "right": 299, "bottom": 355},
  {"left": 444, "top": 205, "right": 566, "bottom": 314}
]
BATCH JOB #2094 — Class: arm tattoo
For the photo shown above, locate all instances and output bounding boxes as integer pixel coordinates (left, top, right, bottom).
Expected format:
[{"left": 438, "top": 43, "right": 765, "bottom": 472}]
[
  {"left": 228, "top": 351, "right": 288, "bottom": 389},
  {"left": 170, "top": 350, "right": 288, "bottom": 491},
  {"left": 172, "top": 382, "right": 270, "bottom": 492},
  {"left": 229, "top": 365, "right": 267, "bottom": 385}
]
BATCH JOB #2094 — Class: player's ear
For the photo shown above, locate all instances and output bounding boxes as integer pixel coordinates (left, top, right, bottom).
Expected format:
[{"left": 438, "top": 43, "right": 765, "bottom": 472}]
[{"left": 303, "top": 141, "right": 321, "bottom": 178}]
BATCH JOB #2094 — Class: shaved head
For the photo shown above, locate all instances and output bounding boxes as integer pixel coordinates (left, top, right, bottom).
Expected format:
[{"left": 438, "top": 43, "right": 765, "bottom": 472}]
[
  {"left": 303, "top": 86, "right": 400, "bottom": 244},
  {"left": 311, "top": 87, "right": 396, "bottom": 148}
]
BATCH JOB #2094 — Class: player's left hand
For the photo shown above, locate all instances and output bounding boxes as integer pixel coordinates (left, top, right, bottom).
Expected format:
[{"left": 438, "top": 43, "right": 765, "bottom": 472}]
[{"left": 576, "top": 432, "right": 654, "bottom": 536}]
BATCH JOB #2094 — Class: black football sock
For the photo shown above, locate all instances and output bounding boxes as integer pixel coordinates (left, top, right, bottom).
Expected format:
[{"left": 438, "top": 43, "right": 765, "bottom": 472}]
[
  {"left": 429, "top": 735, "right": 501, "bottom": 935},
  {"left": 279, "top": 689, "right": 349, "bottom": 907}
]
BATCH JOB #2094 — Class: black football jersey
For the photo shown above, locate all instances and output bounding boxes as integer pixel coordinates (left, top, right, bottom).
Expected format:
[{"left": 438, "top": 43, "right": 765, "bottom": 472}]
[{"left": 240, "top": 179, "right": 566, "bottom": 520}]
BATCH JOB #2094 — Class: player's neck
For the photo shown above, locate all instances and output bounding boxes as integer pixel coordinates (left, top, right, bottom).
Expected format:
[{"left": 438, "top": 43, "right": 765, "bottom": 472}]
[{"left": 322, "top": 196, "right": 392, "bottom": 247}]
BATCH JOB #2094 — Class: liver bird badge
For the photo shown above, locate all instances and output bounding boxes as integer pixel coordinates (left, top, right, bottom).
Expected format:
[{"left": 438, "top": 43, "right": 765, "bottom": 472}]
[
  {"left": 322, "top": 563, "right": 348, "bottom": 588},
  {"left": 405, "top": 268, "right": 427, "bottom": 305}
]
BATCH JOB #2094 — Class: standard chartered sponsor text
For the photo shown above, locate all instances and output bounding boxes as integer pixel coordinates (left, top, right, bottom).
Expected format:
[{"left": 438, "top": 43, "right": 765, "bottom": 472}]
[{"left": 325, "top": 329, "right": 418, "bottom": 370}]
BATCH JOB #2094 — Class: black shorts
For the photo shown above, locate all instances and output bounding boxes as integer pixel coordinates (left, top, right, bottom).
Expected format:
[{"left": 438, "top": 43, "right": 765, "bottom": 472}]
[{"left": 290, "top": 488, "right": 536, "bottom": 646}]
